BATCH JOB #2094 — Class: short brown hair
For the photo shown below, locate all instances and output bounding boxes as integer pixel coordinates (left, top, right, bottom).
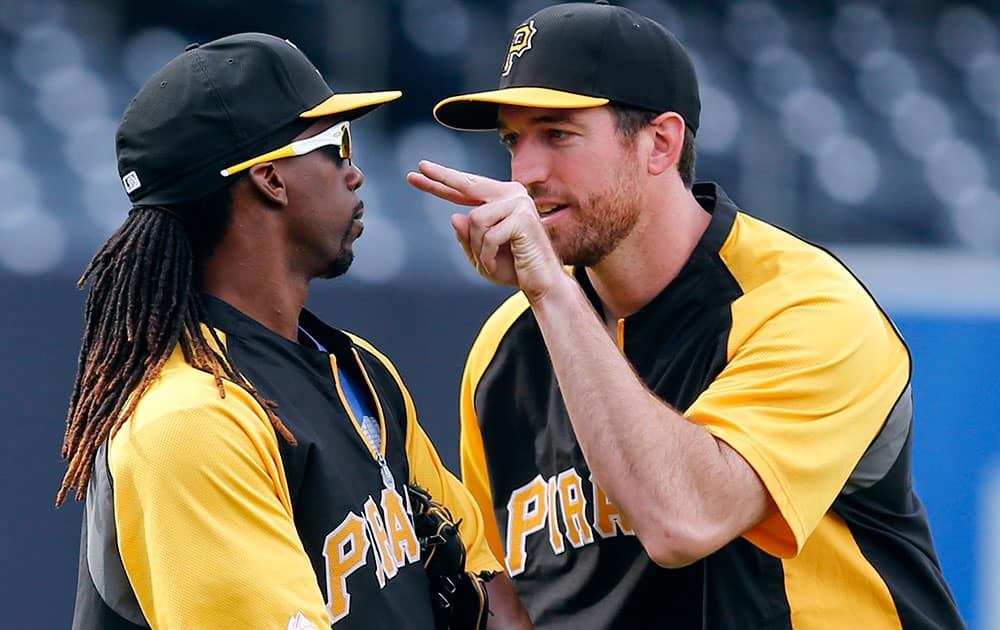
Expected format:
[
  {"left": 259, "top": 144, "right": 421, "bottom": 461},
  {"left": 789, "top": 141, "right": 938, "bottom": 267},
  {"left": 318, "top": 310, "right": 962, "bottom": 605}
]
[{"left": 610, "top": 103, "right": 696, "bottom": 188}]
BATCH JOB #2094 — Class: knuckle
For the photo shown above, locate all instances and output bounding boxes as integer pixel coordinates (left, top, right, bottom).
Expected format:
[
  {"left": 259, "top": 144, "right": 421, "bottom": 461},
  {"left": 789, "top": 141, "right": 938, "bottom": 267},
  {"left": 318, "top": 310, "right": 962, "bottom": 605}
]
[
  {"left": 501, "top": 180, "right": 528, "bottom": 195},
  {"left": 466, "top": 208, "right": 484, "bottom": 227},
  {"left": 512, "top": 194, "right": 536, "bottom": 214},
  {"left": 481, "top": 231, "right": 499, "bottom": 250}
]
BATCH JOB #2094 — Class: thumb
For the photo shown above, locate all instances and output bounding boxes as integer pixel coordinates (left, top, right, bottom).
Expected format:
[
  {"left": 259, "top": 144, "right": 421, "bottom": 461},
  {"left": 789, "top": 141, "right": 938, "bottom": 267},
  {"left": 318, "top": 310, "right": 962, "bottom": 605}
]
[
  {"left": 451, "top": 213, "right": 475, "bottom": 265},
  {"left": 450, "top": 213, "right": 469, "bottom": 234}
]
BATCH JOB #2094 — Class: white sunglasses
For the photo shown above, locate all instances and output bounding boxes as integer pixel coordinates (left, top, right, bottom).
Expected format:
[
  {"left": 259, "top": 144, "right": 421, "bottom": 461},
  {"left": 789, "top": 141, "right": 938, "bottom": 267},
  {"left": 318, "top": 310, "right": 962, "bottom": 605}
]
[{"left": 220, "top": 120, "right": 351, "bottom": 177}]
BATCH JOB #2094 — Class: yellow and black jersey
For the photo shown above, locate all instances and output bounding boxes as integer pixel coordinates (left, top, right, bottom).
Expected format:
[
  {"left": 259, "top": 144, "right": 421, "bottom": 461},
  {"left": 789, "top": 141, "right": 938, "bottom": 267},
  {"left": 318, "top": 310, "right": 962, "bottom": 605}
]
[
  {"left": 74, "top": 295, "right": 500, "bottom": 630},
  {"left": 460, "top": 183, "right": 964, "bottom": 629}
]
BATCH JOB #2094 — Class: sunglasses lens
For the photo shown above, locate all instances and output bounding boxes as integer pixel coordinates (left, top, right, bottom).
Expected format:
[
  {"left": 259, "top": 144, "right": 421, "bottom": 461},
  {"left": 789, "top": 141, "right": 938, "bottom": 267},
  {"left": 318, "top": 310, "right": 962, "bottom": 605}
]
[{"left": 341, "top": 124, "right": 351, "bottom": 161}]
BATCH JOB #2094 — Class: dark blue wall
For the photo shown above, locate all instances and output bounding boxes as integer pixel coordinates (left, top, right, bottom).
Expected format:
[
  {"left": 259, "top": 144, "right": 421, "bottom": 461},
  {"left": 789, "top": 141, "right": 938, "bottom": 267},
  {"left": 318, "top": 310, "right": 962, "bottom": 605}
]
[
  {"left": 898, "top": 315, "right": 1000, "bottom": 630},
  {"left": 4, "top": 275, "right": 994, "bottom": 628}
]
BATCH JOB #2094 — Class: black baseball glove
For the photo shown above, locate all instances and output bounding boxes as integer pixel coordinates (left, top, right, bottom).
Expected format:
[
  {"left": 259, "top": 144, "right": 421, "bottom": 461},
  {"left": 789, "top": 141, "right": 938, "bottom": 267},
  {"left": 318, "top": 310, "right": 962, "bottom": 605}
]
[{"left": 408, "top": 483, "right": 496, "bottom": 630}]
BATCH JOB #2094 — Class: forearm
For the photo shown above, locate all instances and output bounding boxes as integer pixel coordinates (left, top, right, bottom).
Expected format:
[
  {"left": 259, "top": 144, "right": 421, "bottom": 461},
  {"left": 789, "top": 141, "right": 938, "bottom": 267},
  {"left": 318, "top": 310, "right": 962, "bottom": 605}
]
[
  {"left": 529, "top": 276, "right": 767, "bottom": 565},
  {"left": 486, "top": 574, "right": 534, "bottom": 629}
]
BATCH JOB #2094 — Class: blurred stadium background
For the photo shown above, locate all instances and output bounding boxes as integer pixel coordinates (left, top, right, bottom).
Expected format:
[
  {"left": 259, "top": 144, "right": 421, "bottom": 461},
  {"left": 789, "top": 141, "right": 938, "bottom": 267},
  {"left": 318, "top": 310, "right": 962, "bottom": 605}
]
[{"left": 1, "top": 0, "right": 997, "bottom": 626}]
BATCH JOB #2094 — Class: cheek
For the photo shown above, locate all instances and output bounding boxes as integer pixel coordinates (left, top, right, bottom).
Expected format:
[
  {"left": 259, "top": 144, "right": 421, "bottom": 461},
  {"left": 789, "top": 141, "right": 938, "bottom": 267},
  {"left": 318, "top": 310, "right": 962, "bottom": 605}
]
[
  {"left": 561, "top": 151, "right": 612, "bottom": 185},
  {"left": 311, "top": 168, "right": 348, "bottom": 204}
]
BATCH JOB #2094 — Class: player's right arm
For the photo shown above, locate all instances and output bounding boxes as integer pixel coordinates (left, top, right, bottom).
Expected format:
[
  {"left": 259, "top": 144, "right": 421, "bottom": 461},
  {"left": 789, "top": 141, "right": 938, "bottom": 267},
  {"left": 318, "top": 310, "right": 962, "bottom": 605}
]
[
  {"left": 410, "top": 161, "right": 770, "bottom": 567},
  {"left": 108, "top": 379, "right": 330, "bottom": 629}
]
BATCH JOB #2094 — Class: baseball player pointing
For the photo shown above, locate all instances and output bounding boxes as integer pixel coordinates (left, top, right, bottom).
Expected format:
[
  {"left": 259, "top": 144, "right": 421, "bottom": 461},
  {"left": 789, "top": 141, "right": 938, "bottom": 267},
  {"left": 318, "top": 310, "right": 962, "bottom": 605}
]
[{"left": 410, "top": 2, "right": 964, "bottom": 628}]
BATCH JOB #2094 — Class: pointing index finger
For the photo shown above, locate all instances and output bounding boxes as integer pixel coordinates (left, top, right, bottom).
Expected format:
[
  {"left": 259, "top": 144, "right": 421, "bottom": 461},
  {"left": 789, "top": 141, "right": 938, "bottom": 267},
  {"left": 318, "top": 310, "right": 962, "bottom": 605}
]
[{"left": 418, "top": 160, "right": 509, "bottom": 199}]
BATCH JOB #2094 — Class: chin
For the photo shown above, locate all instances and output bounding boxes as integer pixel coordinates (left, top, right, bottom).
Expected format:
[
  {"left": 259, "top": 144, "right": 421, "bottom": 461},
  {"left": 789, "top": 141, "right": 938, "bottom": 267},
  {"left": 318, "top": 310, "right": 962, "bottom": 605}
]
[
  {"left": 322, "top": 251, "right": 354, "bottom": 279},
  {"left": 556, "top": 241, "right": 611, "bottom": 268}
]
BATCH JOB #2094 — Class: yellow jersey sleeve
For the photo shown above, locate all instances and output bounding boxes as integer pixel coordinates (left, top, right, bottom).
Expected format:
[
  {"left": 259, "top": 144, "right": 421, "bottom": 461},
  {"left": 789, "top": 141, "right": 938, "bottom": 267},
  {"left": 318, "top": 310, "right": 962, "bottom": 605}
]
[
  {"left": 457, "top": 368, "right": 505, "bottom": 567},
  {"left": 109, "top": 375, "right": 331, "bottom": 629},
  {"left": 458, "top": 292, "right": 532, "bottom": 567},
  {"left": 687, "top": 226, "right": 910, "bottom": 559}
]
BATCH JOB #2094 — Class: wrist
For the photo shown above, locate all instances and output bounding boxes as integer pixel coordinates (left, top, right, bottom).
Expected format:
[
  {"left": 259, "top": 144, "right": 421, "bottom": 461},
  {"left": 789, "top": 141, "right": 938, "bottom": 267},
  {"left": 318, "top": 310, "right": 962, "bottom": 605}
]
[{"left": 527, "top": 270, "right": 584, "bottom": 314}]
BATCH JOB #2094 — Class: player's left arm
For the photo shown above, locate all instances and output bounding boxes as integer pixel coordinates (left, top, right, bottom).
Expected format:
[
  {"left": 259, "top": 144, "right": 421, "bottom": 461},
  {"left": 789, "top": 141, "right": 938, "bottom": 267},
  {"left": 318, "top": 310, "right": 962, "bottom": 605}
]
[{"left": 686, "top": 278, "right": 911, "bottom": 559}]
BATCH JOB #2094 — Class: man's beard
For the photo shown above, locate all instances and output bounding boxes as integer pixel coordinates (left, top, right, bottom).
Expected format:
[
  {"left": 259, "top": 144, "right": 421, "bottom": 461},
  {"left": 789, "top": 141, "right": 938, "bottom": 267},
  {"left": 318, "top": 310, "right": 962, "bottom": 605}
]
[
  {"left": 535, "top": 163, "right": 642, "bottom": 268},
  {"left": 321, "top": 222, "right": 359, "bottom": 279},
  {"left": 321, "top": 203, "right": 363, "bottom": 279},
  {"left": 323, "top": 248, "right": 353, "bottom": 279}
]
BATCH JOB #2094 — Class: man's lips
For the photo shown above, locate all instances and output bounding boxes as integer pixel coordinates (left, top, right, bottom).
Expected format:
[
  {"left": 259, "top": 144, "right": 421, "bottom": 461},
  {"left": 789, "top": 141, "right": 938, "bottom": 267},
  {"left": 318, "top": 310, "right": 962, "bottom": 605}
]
[{"left": 350, "top": 201, "right": 365, "bottom": 237}]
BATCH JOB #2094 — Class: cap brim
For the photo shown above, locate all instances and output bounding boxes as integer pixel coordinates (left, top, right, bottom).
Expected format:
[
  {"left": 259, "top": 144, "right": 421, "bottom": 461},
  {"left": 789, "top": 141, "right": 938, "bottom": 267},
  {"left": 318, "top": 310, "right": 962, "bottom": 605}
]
[
  {"left": 301, "top": 90, "right": 402, "bottom": 121},
  {"left": 433, "top": 87, "right": 609, "bottom": 131}
]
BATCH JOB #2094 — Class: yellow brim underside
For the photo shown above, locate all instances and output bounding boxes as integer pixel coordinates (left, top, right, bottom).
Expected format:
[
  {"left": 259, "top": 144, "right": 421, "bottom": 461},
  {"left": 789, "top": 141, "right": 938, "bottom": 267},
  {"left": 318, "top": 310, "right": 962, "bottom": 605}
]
[
  {"left": 301, "top": 90, "right": 402, "bottom": 118},
  {"left": 434, "top": 87, "right": 609, "bottom": 130}
]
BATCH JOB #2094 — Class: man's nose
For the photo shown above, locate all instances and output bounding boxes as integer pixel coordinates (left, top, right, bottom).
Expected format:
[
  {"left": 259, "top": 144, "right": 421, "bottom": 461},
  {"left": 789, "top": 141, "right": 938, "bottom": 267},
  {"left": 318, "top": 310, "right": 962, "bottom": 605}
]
[
  {"left": 510, "top": 144, "right": 549, "bottom": 188},
  {"left": 345, "top": 162, "right": 364, "bottom": 191}
]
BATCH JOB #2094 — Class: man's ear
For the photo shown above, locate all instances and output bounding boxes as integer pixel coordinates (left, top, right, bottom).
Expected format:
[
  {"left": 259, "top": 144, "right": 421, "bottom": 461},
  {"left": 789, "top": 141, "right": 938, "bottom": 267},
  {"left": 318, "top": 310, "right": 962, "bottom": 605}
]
[
  {"left": 646, "top": 112, "right": 686, "bottom": 177},
  {"left": 245, "top": 162, "right": 288, "bottom": 206}
]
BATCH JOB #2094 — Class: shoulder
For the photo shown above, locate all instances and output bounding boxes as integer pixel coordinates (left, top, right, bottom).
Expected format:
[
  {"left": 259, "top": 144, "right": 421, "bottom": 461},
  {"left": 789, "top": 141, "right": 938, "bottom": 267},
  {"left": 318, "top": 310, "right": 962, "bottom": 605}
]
[
  {"left": 722, "top": 214, "right": 850, "bottom": 289},
  {"left": 111, "top": 351, "right": 277, "bottom": 465},
  {"left": 464, "top": 291, "right": 534, "bottom": 383},
  {"left": 721, "top": 212, "right": 907, "bottom": 363},
  {"left": 724, "top": 213, "right": 886, "bottom": 316},
  {"left": 470, "top": 291, "right": 532, "bottom": 355}
]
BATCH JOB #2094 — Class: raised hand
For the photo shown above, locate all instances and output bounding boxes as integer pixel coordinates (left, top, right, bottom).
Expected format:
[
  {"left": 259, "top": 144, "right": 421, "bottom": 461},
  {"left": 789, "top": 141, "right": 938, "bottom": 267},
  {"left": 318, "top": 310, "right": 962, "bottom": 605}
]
[{"left": 407, "top": 160, "right": 565, "bottom": 303}]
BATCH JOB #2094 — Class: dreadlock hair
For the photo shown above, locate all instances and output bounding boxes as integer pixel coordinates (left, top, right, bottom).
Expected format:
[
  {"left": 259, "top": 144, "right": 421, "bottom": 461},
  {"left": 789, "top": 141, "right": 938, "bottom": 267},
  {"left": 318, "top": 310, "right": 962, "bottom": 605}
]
[
  {"left": 57, "top": 179, "right": 295, "bottom": 507},
  {"left": 610, "top": 102, "right": 697, "bottom": 188}
]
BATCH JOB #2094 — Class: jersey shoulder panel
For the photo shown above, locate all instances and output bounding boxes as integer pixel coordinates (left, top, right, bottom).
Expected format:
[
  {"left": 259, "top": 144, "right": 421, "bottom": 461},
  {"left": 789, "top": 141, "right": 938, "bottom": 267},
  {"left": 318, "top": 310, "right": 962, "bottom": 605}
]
[
  {"left": 122, "top": 342, "right": 277, "bottom": 446},
  {"left": 106, "top": 347, "right": 327, "bottom": 629},
  {"left": 466, "top": 290, "right": 532, "bottom": 390},
  {"left": 721, "top": 212, "right": 871, "bottom": 297},
  {"left": 696, "top": 212, "right": 912, "bottom": 556}
]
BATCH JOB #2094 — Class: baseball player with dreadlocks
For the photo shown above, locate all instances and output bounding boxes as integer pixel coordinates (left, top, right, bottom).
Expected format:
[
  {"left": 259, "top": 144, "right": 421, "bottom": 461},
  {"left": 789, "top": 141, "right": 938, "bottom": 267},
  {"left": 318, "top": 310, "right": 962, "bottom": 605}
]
[{"left": 58, "top": 33, "right": 530, "bottom": 630}]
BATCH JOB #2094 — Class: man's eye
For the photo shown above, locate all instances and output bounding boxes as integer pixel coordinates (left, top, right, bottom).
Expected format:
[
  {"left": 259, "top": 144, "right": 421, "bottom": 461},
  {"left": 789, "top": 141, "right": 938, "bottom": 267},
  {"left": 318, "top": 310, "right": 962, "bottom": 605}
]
[
  {"left": 499, "top": 134, "right": 517, "bottom": 147},
  {"left": 548, "top": 129, "right": 568, "bottom": 139}
]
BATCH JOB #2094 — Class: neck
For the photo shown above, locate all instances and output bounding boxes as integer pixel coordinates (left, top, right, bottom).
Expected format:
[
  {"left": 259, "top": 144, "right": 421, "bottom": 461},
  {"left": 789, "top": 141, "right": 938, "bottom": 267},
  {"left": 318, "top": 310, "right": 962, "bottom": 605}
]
[
  {"left": 201, "top": 274, "right": 308, "bottom": 343},
  {"left": 585, "top": 185, "right": 710, "bottom": 324},
  {"left": 199, "top": 210, "right": 309, "bottom": 342}
]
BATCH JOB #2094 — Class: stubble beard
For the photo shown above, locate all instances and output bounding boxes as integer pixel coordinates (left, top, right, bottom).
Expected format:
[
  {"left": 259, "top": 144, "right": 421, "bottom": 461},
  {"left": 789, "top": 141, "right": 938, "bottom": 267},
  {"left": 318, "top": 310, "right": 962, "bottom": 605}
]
[
  {"left": 321, "top": 212, "right": 361, "bottom": 279},
  {"left": 323, "top": 248, "right": 353, "bottom": 279},
  {"left": 320, "top": 200, "right": 367, "bottom": 279},
  {"left": 543, "top": 162, "right": 643, "bottom": 268}
]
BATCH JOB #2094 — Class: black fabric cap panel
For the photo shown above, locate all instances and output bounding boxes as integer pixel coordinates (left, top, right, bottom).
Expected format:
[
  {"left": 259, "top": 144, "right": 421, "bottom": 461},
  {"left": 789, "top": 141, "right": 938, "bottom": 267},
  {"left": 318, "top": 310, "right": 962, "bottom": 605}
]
[
  {"left": 116, "top": 33, "right": 352, "bottom": 206},
  {"left": 498, "top": 6, "right": 606, "bottom": 96},
  {"left": 436, "top": 2, "right": 700, "bottom": 133},
  {"left": 503, "top": 3, "right": 699, "bottom": 128}
]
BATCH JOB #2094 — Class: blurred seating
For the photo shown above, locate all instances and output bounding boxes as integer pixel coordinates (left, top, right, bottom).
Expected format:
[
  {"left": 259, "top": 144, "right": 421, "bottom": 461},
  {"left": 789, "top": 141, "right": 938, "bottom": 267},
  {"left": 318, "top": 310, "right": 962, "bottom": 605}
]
[{"left": 0, "top": 0, "right": 997, "bottom": 280}]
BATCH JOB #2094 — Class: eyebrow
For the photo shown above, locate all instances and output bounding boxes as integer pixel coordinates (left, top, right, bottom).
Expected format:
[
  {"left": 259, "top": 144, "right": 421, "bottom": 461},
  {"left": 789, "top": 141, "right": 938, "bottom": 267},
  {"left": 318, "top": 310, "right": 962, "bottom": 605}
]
[{"left": 497, "top": 112, "right": 581, "bottom": 133}]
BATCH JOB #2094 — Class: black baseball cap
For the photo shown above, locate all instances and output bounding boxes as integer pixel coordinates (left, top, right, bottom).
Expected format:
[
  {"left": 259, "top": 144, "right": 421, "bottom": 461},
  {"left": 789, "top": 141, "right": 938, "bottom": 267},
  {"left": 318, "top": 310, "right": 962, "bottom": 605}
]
[
  {"left": 116, "top": 32, "right": 401, "bottom": 205},
  {"left": 433, "top": 1, "right": 699, "bottom": 134}
]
